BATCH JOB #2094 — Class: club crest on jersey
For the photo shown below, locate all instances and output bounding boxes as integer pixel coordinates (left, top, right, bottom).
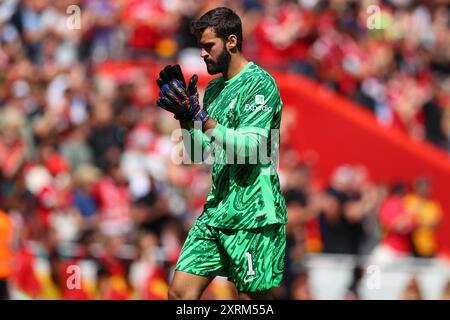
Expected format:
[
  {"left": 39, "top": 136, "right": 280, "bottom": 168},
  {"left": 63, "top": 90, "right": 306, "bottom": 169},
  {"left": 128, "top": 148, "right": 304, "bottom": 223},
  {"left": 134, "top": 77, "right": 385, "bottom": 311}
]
[{"left": 228, "top": 98, "right": 237, "bottom": 116}]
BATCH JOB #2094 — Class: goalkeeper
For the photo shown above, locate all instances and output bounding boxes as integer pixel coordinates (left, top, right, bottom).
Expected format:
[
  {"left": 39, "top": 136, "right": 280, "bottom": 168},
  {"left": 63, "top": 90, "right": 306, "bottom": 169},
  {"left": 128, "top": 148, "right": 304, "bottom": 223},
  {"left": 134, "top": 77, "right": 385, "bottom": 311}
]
[{"left": 156, "top": 7, "right": 287, "bottom": 300}]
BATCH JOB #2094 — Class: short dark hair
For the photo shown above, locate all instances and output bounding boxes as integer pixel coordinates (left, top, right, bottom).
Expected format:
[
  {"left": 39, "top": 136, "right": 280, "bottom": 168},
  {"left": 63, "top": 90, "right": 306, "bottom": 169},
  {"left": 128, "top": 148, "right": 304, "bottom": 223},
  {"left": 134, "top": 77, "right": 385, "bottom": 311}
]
[{"left": 190, "top": 7, "right": 243, "bottom": 51}]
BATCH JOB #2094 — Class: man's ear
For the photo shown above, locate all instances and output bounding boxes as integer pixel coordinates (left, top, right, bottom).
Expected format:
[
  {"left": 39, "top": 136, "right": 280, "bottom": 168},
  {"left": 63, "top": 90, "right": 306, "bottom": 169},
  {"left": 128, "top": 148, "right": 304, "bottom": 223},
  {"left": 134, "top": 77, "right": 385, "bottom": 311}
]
[{"left": 227, "top": 35, "right": 238, "bottom": 53}]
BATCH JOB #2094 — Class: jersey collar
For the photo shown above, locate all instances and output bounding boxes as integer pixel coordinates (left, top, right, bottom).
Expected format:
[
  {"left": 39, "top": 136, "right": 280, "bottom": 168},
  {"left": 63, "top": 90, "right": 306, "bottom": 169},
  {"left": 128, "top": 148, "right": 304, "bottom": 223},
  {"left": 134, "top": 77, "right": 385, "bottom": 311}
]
[{"left": 224, "top": 61, "right": 254, "bottom": 86}]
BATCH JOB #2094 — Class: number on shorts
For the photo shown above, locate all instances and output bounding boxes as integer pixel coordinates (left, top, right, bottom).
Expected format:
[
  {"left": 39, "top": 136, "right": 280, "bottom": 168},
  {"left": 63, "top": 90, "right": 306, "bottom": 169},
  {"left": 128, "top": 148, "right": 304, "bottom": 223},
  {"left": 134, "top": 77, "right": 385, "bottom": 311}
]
[{"left": 245, "top": 252, "right": 255, "bottom": 276}]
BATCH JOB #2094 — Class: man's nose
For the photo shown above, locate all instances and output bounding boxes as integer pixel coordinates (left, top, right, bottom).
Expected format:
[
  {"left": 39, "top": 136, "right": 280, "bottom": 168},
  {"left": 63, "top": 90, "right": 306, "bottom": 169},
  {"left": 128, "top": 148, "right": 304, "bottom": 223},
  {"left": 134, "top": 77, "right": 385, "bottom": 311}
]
[{"left": 200, "top": 48, "right": 208, "bottom": 58}]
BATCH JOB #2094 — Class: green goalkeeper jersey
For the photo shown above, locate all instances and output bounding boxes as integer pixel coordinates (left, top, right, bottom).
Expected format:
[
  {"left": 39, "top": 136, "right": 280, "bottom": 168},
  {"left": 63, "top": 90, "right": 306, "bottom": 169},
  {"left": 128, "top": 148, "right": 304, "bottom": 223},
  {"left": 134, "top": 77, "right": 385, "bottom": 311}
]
[{"left": 186, "top": 61, "right": 287, "bottom": 229}]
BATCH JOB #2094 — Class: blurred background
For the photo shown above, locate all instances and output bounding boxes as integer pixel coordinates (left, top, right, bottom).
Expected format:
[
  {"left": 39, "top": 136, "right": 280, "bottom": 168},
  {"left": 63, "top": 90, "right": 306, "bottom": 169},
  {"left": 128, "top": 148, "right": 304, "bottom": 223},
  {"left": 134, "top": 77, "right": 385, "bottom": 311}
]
[{"left": 0, "top": 0, "right": 449, "bottom": 300}]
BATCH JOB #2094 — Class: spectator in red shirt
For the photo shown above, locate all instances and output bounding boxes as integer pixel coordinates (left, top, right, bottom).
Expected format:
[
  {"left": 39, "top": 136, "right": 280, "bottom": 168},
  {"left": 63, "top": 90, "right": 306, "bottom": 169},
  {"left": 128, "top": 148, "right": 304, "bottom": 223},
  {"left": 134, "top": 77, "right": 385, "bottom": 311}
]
[
  {"left": 120, "top": 0, "right": 180, "bottom": 58},
  {"left": 93, "top": 162, "right": 132, "bottom": 236},
  {"left": 253, "top": 0, "right": 314, "bottom": 73},
  {"left": 369, "top": 183, "right": 416, "bottom": 267},
  {"left": 0, "top": 107, "right": 27, "bottom": 180}
]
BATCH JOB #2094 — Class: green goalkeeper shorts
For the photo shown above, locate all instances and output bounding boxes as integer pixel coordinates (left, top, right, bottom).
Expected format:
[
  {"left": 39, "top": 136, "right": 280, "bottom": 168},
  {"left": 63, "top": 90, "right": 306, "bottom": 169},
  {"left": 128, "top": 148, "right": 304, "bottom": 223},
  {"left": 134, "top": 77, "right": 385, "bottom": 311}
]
[{"left": 175, "top": 218, "right": 286, "bottom": 293}]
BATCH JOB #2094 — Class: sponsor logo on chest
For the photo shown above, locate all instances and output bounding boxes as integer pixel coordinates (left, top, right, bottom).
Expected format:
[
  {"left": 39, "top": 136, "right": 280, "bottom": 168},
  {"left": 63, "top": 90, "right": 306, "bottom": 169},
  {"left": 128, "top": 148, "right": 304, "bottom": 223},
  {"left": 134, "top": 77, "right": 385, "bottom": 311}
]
[{"left": 244, "top": 94, "right": 272, "bottom": 112}]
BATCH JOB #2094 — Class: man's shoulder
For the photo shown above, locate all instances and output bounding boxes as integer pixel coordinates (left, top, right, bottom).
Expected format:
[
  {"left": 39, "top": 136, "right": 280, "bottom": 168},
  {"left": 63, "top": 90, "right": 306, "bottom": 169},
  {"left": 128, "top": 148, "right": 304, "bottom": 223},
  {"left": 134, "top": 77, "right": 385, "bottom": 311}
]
[
  {"left": 243, "top": 63, "right": 278, "bottom": 90},
  {"left": 206, "top": 76, "right": 224, "bottom": 91}
]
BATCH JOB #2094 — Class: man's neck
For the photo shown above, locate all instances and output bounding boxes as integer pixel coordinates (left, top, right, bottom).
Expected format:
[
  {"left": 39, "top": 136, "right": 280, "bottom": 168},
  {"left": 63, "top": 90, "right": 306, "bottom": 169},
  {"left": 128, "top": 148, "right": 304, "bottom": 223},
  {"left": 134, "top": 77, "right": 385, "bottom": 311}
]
[{"left": 224, "top": 54, "right": 249, "bottom": 81}]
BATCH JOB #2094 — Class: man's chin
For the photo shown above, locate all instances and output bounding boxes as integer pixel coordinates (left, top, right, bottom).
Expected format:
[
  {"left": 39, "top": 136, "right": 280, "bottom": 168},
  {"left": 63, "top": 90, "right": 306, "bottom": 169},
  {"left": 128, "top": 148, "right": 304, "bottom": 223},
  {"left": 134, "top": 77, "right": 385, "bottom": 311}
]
[{"left": 206, "top": 65, "right": 222, "bottom": 75}]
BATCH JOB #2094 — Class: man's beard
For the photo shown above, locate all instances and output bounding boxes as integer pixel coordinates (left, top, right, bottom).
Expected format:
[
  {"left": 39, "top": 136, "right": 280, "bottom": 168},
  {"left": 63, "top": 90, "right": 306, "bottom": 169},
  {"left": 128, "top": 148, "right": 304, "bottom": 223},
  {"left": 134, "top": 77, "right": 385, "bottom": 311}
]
[{"left": 205, "top": 48, "right": 231, "bottom": 75}]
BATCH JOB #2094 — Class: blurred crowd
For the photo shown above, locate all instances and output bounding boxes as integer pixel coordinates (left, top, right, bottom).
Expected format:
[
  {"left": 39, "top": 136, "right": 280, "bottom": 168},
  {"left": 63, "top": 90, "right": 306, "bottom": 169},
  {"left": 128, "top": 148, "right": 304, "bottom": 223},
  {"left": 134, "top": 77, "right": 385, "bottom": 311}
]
[
  {"left": 0, "top": 0, "right": 449, "bottom": 300},
  {"left": 280, "top": 154, "right": 444, "bottom": 299}
]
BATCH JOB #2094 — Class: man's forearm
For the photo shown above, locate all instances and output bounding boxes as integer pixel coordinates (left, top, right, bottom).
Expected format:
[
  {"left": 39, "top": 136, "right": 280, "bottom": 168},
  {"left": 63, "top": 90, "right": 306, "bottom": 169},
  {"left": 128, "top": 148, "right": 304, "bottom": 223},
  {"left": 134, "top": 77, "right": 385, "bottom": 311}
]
[
  {"left": 179, "top": 118, "right": 211, "bottom": 162},
  {"left": 204, "top": 119, "right": 267, "bottom": 162},
  {"left": 181, "top": 116, "right": 267, "bottom": 163}
]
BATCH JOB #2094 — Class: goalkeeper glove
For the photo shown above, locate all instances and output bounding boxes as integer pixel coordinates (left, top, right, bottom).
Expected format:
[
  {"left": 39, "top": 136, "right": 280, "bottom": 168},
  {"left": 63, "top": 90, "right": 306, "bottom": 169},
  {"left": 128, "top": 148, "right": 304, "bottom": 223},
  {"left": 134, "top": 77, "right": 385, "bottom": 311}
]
[
  {"left": 156, "top": 65, "right": 189, "bottom": 120},
  {"left": 156, "top": 65, "right": 210, "bottom": 128}
]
